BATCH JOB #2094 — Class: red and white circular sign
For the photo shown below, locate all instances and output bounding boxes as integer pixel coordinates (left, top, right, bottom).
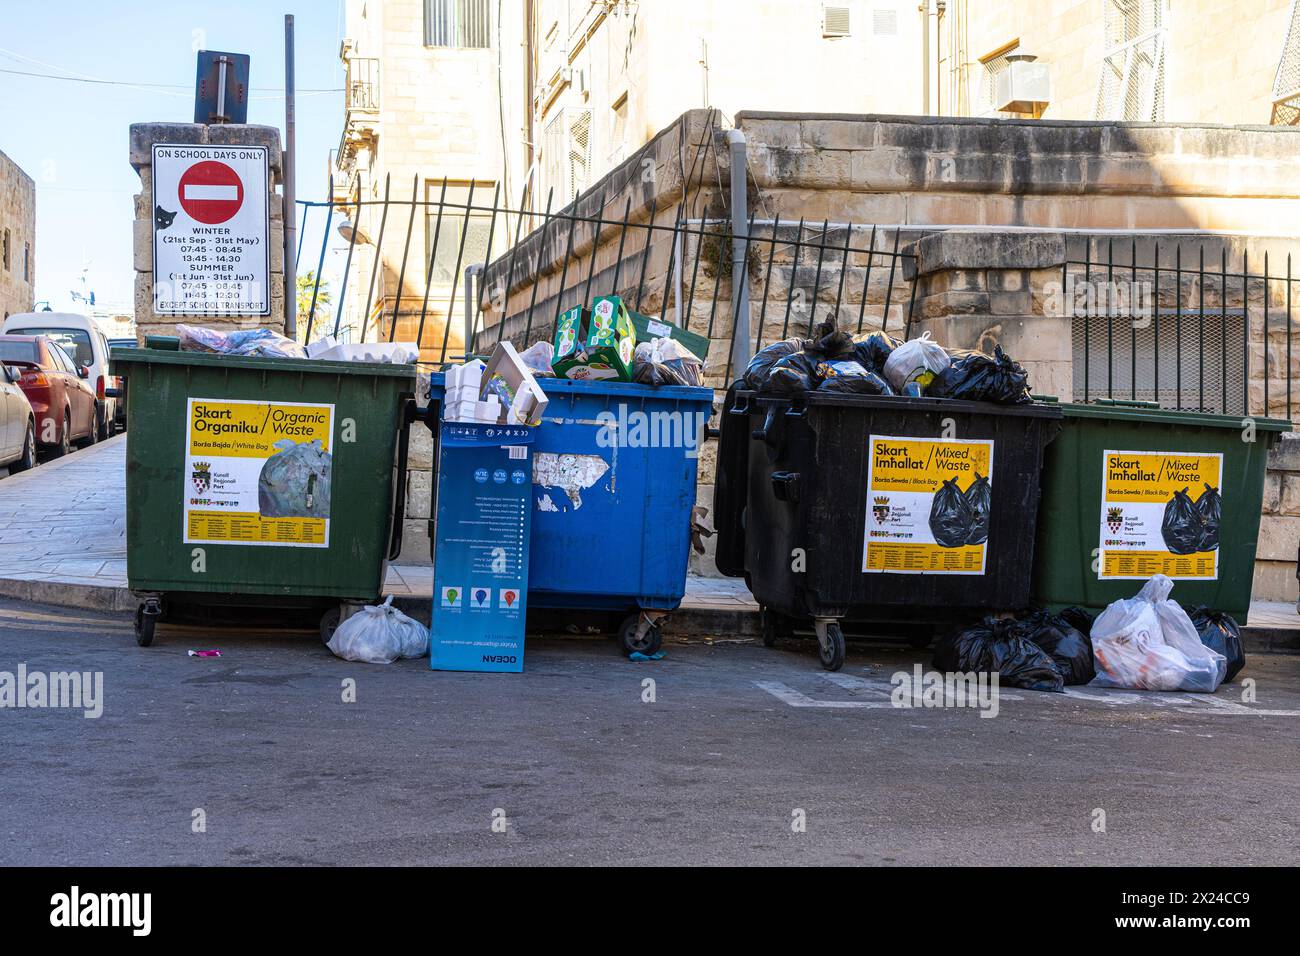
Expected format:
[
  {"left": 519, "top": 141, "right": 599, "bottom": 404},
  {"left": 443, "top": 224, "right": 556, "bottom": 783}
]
[{"left": 177, "top": 160, "right": 245, "bottom": 224}]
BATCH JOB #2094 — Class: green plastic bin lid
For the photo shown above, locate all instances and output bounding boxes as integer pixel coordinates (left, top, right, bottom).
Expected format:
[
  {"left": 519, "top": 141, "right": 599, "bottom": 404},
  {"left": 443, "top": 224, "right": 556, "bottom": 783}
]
[
  {"left": 110, "top": 346, "right": 417, "bottom": 380},
  {"left": 1033, "top": 396, "right": 1291, "bottom": 432}
]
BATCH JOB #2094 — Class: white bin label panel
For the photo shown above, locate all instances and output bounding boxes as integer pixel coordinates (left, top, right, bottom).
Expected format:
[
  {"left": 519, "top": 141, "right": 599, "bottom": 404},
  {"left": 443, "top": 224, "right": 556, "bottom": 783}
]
[{"left": 151, "top": 144, "right": 270, "bottom": 316}]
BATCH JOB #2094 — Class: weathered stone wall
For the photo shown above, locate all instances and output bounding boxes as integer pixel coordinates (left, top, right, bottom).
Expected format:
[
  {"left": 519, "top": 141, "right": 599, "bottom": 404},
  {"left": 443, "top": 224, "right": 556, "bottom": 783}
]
[
  {"left": 0, "top": 149, "right": 35, "bottom": 320},
  {"left": 1259, "top": 435, "right": 1300, "bottom": 604},
  {"left": 128, "top": 123, "right": 286, "bottom": 342}
]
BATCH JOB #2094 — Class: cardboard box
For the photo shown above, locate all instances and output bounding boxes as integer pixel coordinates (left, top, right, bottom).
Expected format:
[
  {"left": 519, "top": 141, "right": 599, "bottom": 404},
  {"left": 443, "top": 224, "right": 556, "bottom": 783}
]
[
  {"left": 628, "top": 309, "right": 711, "bottom": 363},
  {"left": 482, "top": 341, "right": 549, "bottom": 426},
  {"left": 551, "top": 295, "right": 636, "bottom": 381}
]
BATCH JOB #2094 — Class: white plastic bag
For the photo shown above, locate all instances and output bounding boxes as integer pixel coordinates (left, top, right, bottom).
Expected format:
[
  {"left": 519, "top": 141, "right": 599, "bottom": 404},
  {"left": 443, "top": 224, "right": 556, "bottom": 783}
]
[
  {"left": 882, "top": 330, "right": 950, "bottom": 391},
  {"left": 326, "top": 596, "right": 428, "bottom": 664},
  {"left": 1089, "top": 575, "right": 1227, "bottom": 692},
  {"left": 519, "top": 340, "right": 556, "bottom": 377}
]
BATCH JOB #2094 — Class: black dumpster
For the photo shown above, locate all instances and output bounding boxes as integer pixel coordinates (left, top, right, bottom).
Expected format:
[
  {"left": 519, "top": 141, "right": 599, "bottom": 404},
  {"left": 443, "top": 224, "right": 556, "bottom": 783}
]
[{"left": 722, "top": 389, "right": 1063, "bottom": 669}]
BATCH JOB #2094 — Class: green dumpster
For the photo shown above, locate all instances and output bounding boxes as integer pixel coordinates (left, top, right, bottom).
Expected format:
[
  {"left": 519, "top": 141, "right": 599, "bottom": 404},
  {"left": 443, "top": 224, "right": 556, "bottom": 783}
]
[
  {"left": 1032, "top": 399, "right": 1290, "bottom": 622},
  {"left": 110, "top": 345, "right": 418, "bottom": 646}
]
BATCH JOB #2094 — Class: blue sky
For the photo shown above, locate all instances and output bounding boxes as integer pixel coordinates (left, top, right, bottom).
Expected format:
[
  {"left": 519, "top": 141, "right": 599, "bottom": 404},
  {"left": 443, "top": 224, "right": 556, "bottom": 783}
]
[{"left": 0, "top": 0, "right": 347, "bottom": 311}]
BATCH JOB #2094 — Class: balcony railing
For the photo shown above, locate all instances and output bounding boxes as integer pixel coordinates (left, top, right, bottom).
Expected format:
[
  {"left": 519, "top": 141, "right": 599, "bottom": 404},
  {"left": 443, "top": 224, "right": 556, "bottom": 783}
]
[{"left": 345, "top": 56, "right": 379, "bottom": 113}]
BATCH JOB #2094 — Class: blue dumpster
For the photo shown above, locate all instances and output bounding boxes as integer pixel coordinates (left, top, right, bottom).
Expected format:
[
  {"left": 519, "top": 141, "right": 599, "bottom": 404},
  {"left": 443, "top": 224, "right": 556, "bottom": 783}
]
[{"left": 428, "top": 373, "right": 715, "bottom": 655}]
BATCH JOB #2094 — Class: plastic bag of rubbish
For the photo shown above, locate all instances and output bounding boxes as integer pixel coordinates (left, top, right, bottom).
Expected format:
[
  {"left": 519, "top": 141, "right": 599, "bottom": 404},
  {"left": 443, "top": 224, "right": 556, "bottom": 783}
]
[
  {"left": 928, "top": 345, "right": 1033, "bottom": 405},
  {"left": 806, "top": 319, "right": 855, "bottom": 359},
  {"left": 1089, "top": 575, "right": 1227, "bottom": 692},
  {"left": 964, "top": 472, "right": 992, "bottom": 545},
  {"left": 933, "top": 616, "right": 1064, "bottom": 692},
  {"left": 1161, "top": 487, "right": 1203, "bottom": 556},
  {"left": 743, "top": 339, "right": 803, "bottom": 389},
  {"left": 632, "top": 337, "right": 705, "bottom": 387},
  {"left": 1187, "top": 606, "right": 1245, "bottom": 681},
  {"left": 764, "top": 351, "right": 822, "bottom": 394},
  {"left": 258, "top": 439, "right": 332, "bottom": 518},
  {"left": 1012, "top": 609, "right": 1095, "bottom": 685},
  {"left": 326, "top": 596, "right": 428, "bottom": 664},
  {"left": 519, "top": 340, "right": 556, "bottom": 377},
  {"left": 814, "top": 359, "right": 894, "bottom": 395},
  {"left": 1058, "top": 605, "right": 1096, "bottom": 636},
  {"left": 852, "top": 331, "right": 904, "bottom": 374},
  {"left": 177, "top": 324, "right": 307, "bottom": 359},
  {"left": 882, "top": 330, "right": 951, "bottom": 392},
  {"left": 1196, "top": 482, "right": 1221, "bottom": 551},
  {"left": 929, "top": 476, "right": 973, "bottom": 548}
]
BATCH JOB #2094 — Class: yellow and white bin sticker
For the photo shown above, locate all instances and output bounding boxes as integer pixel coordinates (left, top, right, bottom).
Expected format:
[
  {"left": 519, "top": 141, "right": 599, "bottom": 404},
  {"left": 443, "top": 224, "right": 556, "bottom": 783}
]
[
  {"left": 863, "top": 435, "right": 994, "bottom": 575},
  {"left": 1098, "top": 450, "right": 1222, "bottom": 580},
  {"left": 184, "top": 398, "right": 335, "bottom": 548}
]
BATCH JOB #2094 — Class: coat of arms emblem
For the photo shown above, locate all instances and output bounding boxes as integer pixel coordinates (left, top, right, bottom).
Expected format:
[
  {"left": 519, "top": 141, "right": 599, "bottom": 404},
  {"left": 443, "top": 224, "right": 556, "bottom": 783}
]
[{"left": 192, "top": 461, "right": 212, "bottom": 495}]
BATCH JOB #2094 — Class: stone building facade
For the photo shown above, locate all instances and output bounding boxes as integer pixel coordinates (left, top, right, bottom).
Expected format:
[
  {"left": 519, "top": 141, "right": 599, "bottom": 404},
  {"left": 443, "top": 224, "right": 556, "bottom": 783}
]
[{"left": 0, "top": 149, "right": 36, "bottom": 320}]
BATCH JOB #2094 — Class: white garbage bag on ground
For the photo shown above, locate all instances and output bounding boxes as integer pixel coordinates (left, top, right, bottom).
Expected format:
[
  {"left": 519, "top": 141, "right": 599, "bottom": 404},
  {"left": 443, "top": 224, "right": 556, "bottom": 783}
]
[
  {"left": 882, "top": 330, "right": 951, "bottom": 391},
  {"left": 1089, "top": 575, "right": 1227, "bottom": 692},
  {"left": 326, "top": 596, "right": 428, "bottom": 664}
]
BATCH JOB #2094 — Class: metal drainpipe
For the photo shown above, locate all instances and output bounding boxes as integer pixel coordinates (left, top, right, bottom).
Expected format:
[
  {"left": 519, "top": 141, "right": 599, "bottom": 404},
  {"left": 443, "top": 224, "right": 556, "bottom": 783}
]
[
  {"left": 920, "top": 0, "right": 931, "bottom": 115},
  {"left": 726, "top": 129, "right": 751, "bottom": 375},
  {"left": 464, "top": 263, "right": 483, "bottom": 358}
]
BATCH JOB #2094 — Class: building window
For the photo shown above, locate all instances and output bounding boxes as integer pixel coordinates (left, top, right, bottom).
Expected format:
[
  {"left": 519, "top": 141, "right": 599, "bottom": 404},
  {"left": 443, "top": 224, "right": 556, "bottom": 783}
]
[
  {"left": 424, "top": 0, "right": 490, "bottom": 49},
  {"left": 1095, "top": 0, "right": 1167, "bottom": 121},
  {"left": 1272, "top": 0, "right": 1300, "bottom": 124},
  {"left": 541, "top": 107, "right": 592, "bottom": 209},
  {"left": 23, "top": 243, "right": 30, "bottom": 283},
  {"left": 427, "top": 182, "right": 496, "bottom": 286},
  {"left": 2, "top": 229, "right": 9, "bottom": 272}
]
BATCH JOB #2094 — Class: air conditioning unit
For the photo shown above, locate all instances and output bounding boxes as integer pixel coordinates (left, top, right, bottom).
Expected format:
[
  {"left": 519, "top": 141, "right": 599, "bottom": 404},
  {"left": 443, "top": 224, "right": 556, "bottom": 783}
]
[
  {"left": 822, "top": 5, "right": 851, "bottom": 37},
  {"left": 995, "top": 52, "right": 1051, "bottom": 113}
]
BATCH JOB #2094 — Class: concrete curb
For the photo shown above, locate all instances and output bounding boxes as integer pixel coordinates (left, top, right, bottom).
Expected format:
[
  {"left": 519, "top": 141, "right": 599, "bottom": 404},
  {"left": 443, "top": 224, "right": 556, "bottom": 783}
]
[{"left": 2, "top": 575, "right": 1295, "bottom": 653}]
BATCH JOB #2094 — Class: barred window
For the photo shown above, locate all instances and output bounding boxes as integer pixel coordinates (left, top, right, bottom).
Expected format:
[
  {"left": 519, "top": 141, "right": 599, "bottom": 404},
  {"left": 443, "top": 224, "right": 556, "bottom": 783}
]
[{"left": 425, "top": 0, "right": 490, "bottom": 49}]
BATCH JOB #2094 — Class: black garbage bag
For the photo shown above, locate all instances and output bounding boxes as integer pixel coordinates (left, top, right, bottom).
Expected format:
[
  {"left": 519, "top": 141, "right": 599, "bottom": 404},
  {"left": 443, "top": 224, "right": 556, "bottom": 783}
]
[
  {"left": 852, "top": 331, "right": 904, "bottom": 374},
  {"left": 743, "top": 339, "right": 804, "bottom": 390},
  {"left": 1011, "top": 609, "right": 1095, "bottom": 685},
  {"left": 927, "top": 345, "right": 1032, "bottom": 404},
  {"left": 815, "top": 359, "right": 894, "bottom": 395},
  {"left": 932, "top": 617, "right": 1064, "bottom": 692},
  {"left": 1161, "top": 487, "right": 1204, "bottom": 555},
  {"left": 964, "top": 472, "right": 992, "bottom": 545},
  {"left": 1196, "top": 482, "right": 1221, "bottom": 552},
  {"left": 1187, "top": 606, "right": 1244, "bottom": 681},
  {"left": 806, "top": 319, "right": 855, "bottom": 359},
  {"left": 1057, "top": 605, "right": 1096, "bottom": 636},
  {"left": 929, "top": 477, "right": 973, "bottom": 548},
  {"left": 764, "top": 351, "right": 822, "bottom": 394}
]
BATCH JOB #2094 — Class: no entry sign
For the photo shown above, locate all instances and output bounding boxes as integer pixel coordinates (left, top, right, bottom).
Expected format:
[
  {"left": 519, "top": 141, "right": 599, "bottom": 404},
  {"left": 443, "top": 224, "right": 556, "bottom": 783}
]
[{"left": 152, "top": 144, "right": 269, "bottom": 316}]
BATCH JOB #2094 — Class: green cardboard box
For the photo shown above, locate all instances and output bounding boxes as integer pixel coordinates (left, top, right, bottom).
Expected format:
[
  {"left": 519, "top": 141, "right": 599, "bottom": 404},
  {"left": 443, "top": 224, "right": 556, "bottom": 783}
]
[
  {"left": 627, "top": 309, "right": 711, "bottom": 363},
  {"left": 551, "top": 295, "right": 636, "bottom": 381}
]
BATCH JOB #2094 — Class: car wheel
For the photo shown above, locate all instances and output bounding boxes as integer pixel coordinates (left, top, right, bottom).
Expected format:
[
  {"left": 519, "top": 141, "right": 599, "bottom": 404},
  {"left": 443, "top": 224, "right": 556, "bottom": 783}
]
[
  {"left": 9, "top": 420, "right": 35, "bottom": 473},
  {"left": 97, "top": 403, "right": 110, "bottom": 441},
  {"left": 47, "top": 413, "right": 70, "bottom": 459}
]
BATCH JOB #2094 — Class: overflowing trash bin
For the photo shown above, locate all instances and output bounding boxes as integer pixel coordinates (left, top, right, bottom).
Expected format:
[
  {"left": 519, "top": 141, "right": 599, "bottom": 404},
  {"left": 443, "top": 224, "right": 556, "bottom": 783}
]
[
  {"left": 1031, "top": 399, "right": 1289, "bottom": 622},
  {"left": 427, "top": 370, "right": 714, "bottom": 656},
  {"left": 110, "top": 341, "right": 418, "bottom": 646}
]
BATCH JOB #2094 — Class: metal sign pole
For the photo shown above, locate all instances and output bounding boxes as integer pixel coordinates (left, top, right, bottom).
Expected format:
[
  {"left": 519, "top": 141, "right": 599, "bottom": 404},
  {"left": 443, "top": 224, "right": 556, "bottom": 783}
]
[{"left": 283, "top": 14, "right": 298, "bottom": 339}]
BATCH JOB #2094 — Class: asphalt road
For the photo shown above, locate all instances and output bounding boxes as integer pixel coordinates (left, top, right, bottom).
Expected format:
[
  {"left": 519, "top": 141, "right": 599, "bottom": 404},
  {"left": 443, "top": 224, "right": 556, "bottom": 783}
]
[{"left": 0, "top": 597, "right": 1297, "bottom": 866}]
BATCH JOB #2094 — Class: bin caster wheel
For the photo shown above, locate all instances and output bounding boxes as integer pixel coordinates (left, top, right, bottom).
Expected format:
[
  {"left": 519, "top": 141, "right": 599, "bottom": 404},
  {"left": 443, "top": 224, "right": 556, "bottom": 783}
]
[
  {"left": 816, "top": 621, "right": 845, "bottom": 672},
  {"left": 134, "top": 603, "right": 159, "bottom": 647},
  {"left": 618, "top": 614, "right": 663, "bottom": 657},
  {"left": 320, "top": 606, "right": 342, "bottom": 646}
]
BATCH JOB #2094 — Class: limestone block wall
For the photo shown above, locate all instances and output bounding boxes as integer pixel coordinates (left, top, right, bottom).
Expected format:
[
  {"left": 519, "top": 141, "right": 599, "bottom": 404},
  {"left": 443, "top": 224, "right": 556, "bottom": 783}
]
[
  {"left": 0, "top": 149, "right": 35, "bottom": 319},
  {"left": 128, "top": 123, "right": 286, "bottom": 342}
]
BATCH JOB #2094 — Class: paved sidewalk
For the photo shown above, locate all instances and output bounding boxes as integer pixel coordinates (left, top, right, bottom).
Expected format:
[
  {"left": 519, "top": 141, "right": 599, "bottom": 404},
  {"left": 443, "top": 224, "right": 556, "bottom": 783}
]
[
  {"left": 0, "top": 434, "right": 1294, "bottom": 647},
  {"left": 0, "top": 436, "right": 762, "bottom": 633}
]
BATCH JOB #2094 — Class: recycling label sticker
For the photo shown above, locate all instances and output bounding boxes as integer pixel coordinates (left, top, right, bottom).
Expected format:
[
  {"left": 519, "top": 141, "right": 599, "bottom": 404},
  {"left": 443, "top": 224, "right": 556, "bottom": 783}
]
[
  {"left": 184, "top": 398, "right": 335, "bottom": 548},
  {"left": 1099, "top": 450, "right": 1222, "bottom": 579},
  {"left": 862, "top": 435, "right": 994, "bottom": 575}
]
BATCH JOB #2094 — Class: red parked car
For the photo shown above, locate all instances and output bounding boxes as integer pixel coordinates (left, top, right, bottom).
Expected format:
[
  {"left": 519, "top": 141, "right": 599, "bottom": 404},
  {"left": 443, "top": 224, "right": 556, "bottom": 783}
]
[{"left": 0, "top": 335, "right": 97, "bottom": 458}]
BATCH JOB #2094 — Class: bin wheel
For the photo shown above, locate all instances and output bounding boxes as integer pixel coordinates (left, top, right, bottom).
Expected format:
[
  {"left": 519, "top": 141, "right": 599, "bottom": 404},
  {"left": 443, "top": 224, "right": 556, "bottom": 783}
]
[
  {"left": 618, "top": 614, "right": 663, "bottom": 657},
  {"left": 760, "top": 606, "right": 788, "bottom": 648},
  {"left": 818, "top": 622, "right": 846, "bottom": 672},
  {"left": 320, "top": 606, "right": 342, "bottom": 645},
  {"left": 134, "top": 603, "right": 159, "bottom": 647}
]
